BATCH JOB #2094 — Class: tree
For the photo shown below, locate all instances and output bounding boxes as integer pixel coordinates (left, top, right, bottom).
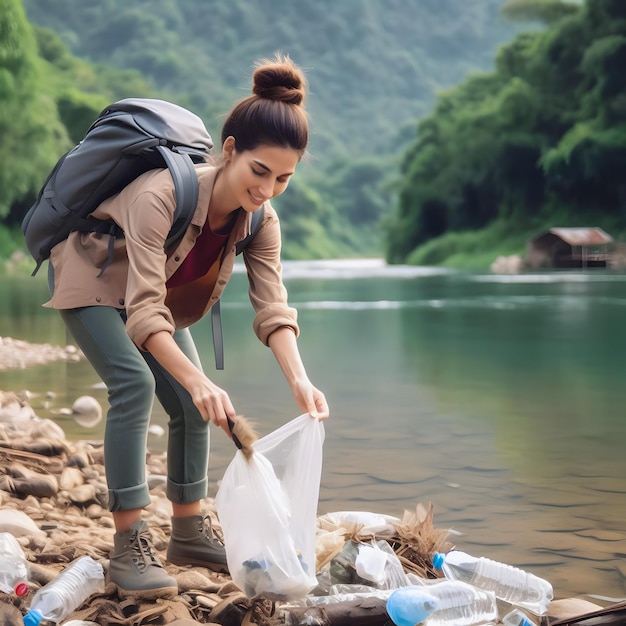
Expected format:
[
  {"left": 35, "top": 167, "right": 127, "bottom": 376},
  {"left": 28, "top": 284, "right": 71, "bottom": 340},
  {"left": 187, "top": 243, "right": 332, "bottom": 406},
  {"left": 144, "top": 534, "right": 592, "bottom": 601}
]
[
  {"left": 501, "top": 0, "right": 582, "bottom": 25},
  {"left": 386, "top": 0, "right": 626, "bottom": 265},
  {"left": 0, "top": 0, "right": 69, "bottom": 221}
]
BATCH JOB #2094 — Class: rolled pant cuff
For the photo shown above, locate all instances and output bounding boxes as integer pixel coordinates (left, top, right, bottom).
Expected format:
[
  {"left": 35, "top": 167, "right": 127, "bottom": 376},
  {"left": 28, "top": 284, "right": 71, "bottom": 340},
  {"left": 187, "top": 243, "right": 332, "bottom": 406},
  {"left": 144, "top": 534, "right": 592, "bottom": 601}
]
[
  {"left": 166, "top": 477, "right": 209, "bottom": 504},
  {"left": 108, "top": 483, "right": 151, "bottom": 512}
]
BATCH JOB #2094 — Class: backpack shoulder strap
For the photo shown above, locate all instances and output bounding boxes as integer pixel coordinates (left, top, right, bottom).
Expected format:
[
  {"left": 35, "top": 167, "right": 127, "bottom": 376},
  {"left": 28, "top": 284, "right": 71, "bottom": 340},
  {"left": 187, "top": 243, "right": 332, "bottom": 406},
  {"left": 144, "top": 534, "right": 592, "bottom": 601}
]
[
  {"left": 93, "top": 145, "right": 198, "bottom": 278},
  {"left": 156, "top": 145, "right": 199, "bottom": 247},
  {"left": 211, "top": 300, "right": 226, "bottom": 371},
  {"left": 235, "top": 205, "right": 265, "bottom": 255}
]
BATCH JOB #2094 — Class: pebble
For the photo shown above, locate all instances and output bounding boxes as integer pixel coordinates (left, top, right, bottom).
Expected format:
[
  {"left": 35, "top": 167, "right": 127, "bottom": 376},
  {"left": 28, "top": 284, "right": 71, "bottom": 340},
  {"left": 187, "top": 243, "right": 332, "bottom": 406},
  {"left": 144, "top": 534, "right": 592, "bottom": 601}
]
[{"left": 71, "top": 395, "right": 103, "bottom": 428}]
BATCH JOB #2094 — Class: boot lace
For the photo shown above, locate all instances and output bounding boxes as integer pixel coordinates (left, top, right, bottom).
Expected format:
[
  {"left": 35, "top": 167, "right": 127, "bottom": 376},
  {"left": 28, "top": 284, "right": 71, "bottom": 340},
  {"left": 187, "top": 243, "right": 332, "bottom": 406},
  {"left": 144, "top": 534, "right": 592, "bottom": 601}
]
[
  {"left": 200, "top": 514, "right": 225, "bottom": 546},
  {"left": 130, "top": 526, "right": 163, "bottom": 572}
]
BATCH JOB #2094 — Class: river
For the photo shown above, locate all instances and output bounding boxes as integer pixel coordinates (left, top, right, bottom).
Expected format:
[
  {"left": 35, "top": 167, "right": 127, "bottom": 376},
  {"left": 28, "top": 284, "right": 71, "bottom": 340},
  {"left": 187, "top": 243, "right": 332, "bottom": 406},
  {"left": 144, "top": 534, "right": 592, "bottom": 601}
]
[{"left": 1, "top": 259, "right": 625, "bottom": 602}]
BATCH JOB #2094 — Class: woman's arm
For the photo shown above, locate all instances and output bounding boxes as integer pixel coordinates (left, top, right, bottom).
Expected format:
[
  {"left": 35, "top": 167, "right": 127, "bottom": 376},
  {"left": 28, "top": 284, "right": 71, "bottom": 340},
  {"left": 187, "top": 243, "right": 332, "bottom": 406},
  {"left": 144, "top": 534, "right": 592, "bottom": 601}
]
[
  {"left": 268, "top": 327, "right": 329, "bottom": 420},
  {"left": 144, "top": 330, "right": 235, "bottom": 434}
]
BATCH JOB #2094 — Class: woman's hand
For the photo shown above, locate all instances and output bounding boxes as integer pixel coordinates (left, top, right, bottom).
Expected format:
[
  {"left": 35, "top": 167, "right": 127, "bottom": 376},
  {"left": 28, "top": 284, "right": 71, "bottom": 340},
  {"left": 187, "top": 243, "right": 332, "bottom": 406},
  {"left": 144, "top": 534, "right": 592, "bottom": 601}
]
[
  {"left": 145, "top": 330, "right": 236, "bottom": 436},
  {"left": 188, "top": 376, "right": 236, "bottom": 435},
  {"left": 290, "top": 377, "right": 329, "bottom": 421}
]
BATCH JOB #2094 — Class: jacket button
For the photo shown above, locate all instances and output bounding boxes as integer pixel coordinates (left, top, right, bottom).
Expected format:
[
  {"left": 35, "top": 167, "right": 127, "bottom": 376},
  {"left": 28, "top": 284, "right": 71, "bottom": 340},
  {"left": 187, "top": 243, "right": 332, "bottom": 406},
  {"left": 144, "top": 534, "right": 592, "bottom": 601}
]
[
  {"left": 119, "top": 299, "right": 125, "bottom": 306},
  {"left": 96, "top": 296, "right": 101, "bottom": 303},
  {"left": 174, "top": 256, "right": 180, "bottom": 262}
]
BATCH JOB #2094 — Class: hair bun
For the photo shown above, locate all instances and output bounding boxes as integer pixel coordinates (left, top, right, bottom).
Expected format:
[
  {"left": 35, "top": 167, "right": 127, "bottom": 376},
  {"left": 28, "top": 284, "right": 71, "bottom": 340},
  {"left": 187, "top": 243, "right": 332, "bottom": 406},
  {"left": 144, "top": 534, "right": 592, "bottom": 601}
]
[{"left": 252, "top": 53, "right": 306, "bottom": 106}]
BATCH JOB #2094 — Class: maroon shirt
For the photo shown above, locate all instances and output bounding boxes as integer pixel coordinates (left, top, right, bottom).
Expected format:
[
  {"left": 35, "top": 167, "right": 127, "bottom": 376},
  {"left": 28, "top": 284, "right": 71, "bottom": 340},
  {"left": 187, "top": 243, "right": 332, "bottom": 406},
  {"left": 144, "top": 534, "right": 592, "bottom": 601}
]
[{"left": 166, "top": 223, "right": 229, "bottom": 288}]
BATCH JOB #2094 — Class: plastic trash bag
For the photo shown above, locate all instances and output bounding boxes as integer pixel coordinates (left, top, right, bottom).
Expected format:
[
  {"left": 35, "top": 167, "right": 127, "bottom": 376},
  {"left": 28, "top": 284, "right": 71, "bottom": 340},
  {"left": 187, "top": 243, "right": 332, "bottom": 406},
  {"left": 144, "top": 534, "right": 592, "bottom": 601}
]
[
  {"left": 323, "top": 539, "right": 410, "bottom": 591},
  {"left": 215, "top": 413, "right": 325, "bottom": 600},
  {"left": 318, "top": 511, "right": 400, "bottom": 537}
]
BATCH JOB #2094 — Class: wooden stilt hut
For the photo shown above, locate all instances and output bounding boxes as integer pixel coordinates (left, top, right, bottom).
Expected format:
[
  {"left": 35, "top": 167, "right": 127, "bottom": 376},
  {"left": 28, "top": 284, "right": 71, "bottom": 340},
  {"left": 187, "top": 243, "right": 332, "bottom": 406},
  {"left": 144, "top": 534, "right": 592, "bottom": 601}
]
[{"left": 525, "top": 227, "right": 614, "bottom": 269}]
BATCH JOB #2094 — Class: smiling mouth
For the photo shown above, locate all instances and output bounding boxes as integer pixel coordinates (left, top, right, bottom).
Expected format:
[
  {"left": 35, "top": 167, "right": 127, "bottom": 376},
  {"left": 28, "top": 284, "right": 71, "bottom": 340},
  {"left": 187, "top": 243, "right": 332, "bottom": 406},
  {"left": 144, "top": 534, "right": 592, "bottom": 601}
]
[{"left": 249, "top": 191, "right": 265, "bottom": 203}]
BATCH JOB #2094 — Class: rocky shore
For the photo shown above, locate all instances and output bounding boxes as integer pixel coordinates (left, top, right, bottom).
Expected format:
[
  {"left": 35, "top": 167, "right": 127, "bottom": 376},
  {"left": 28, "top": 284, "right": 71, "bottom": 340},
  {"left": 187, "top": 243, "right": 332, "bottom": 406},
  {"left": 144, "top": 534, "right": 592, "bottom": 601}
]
[
  {"left": 0, "top": 337, "right": 82, "bottom": 373},
  {"left": 0, "top": 385, "right": 453, "bottom": 626},
  {"left": 0, "top": 388, "right": 254, "bottom": 626},
  {"left": 0, "top": 339, "right": 618, "bottom": 626}
]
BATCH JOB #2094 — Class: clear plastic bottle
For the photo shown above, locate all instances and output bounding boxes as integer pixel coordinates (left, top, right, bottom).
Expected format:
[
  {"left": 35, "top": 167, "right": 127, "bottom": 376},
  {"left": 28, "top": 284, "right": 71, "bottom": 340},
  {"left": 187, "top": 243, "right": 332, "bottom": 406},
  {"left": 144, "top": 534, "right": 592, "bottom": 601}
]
[
  {"left": 503, "top": 608, "right": 538, "bottom": 626},
  {"left": 0, "top": 532, "right": 29, "bottom": 597},
  {"left": 23, "top": 556, "right": 105, "bottom": 626},
  {"left": 386, "top": 580, "right": 498, "bottom": 626},
  {"left": 433, "top": 550, "right": 553, "bottom": 615}
]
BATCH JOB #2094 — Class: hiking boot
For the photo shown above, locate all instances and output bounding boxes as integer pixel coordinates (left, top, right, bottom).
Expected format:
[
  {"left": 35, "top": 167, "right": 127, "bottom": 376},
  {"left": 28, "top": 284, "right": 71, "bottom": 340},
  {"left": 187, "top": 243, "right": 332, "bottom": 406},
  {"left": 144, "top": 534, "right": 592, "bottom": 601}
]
[
  {"left": 109, "top": 520, "right": 178, "bottom": 599},
  {"left": 167, "top": 514, "right": 229, "bottom": 573}
]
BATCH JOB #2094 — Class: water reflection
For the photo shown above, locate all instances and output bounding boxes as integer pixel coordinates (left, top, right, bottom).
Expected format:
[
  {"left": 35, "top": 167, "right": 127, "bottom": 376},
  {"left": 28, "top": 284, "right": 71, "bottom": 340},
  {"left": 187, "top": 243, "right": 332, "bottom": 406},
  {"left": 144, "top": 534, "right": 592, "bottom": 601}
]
[{"left": 1, "top": 262, "right": 626, "bottom": 601}]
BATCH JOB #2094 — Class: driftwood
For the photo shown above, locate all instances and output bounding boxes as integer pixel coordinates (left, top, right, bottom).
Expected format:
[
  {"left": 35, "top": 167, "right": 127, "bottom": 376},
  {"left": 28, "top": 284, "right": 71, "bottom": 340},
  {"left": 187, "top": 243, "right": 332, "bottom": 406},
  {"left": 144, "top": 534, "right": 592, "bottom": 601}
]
[
  {"left": 549, "top": 600, "right": 626, "bottom": 626},
  {"left": 282, "top": 597, "right": 389, "bottom": 626},
  {"left": 0, "top": 445, "right": 66, "bottom": 474}
]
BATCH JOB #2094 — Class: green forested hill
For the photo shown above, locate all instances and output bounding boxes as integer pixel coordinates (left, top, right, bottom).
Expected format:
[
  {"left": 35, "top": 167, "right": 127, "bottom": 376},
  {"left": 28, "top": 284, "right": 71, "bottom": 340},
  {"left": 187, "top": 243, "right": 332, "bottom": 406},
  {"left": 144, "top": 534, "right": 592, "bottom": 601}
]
[
  {"left": 386, "top": 0, "right": 626, "bottom": 268},
  {"left": 4, "top": 0, "right": 519, "bottom": 260},
  {"left": 21, "top": 0, "right": 517, "bottom": 159}
]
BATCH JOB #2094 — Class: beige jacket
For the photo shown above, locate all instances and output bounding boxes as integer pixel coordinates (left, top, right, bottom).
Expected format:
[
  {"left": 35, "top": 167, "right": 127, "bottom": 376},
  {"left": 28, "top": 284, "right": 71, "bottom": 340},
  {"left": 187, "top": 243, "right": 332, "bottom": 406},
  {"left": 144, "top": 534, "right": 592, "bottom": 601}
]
[{"left": 46, "top": 164, "right": 299, "bottom": 349}]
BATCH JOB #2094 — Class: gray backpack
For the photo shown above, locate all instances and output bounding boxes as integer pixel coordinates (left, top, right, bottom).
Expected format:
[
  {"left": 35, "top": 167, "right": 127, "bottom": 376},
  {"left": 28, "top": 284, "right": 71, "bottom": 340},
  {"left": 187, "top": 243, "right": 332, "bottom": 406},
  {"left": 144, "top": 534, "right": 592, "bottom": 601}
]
[{"left": 21, "top": 97, "right": 263, "bottom": 369}]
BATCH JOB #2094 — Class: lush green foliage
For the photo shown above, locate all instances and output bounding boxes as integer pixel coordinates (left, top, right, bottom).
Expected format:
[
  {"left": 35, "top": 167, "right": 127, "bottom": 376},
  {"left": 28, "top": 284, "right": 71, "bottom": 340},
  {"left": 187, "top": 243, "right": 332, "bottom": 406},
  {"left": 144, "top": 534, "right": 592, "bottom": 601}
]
[
  {"left": 1, "top": 0, "right": 517, "bottom": 260},
  {"left": 387, "top": 0, "right": 626, "bottom": 266},
  {"left": 0, "top": 0, "right": 69, "bottom": 222},
  {"left": 0, "top": 1, "right": 156, "bottom": 229}
]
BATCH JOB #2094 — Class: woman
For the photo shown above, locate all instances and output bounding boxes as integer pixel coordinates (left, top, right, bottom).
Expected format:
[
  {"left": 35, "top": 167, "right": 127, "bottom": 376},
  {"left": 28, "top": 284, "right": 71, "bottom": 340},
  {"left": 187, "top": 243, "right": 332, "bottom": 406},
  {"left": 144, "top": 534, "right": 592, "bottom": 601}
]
[{"left": 45, "top": 53, "right": 329, "bottom": 598}]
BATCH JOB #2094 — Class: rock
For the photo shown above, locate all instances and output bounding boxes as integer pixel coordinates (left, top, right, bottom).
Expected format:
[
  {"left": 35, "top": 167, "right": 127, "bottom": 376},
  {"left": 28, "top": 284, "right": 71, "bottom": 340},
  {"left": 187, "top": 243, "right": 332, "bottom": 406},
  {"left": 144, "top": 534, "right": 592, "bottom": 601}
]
[
  {"left": 71, "top": 396, "right": 103, "bottom": 428},
  {"left": 67, "top": 484, "right": 98, "bottom": 505},
  {"left": 0, "top": 602, "right": 24, "bottom": 626},
  {"left": 12, "top": 475, "right": 59, "bottom": 499},
  {"left": 59, "top": 467, "right": 85, "bottom": 490},
  {"left": 490, "top": 254, "right": 524, "bottom": 274},
  {"left": 177, "top": 569, "right": 221, "bottom": 593},
  {"left": 148, "top": 424, "right": 165, "bottom": 437},
  {"left": 31, "top": 418, "right": 67, "bottom": 440}
]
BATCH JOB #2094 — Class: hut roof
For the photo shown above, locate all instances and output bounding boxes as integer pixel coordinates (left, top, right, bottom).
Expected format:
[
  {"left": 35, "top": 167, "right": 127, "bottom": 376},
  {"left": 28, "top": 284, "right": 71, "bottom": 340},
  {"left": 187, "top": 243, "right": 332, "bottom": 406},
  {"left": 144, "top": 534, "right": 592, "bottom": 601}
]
[{"left": 532, "top": 227, "right": 614, "bottom": 246}]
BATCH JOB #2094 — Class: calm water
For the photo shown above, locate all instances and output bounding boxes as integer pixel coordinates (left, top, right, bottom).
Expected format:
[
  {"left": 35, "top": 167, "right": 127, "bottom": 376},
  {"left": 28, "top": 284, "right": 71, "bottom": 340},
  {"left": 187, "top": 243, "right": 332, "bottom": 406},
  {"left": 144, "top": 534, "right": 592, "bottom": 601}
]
[{"left": 2, "top": 259, "right": 626, "bottom": 602}]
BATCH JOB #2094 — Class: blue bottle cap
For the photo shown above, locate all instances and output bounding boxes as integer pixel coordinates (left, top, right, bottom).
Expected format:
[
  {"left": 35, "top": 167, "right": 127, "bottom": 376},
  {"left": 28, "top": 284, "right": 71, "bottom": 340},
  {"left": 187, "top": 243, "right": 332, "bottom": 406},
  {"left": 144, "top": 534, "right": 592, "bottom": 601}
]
[
  {"left": 23, "top": 609, "right": 44, "bottom": 626},
  {"left": 386, "top": 587, "right": 439, "bottom": 626},
  {"left": 432, "top": 551, "right": 445, "bottom": 569}
]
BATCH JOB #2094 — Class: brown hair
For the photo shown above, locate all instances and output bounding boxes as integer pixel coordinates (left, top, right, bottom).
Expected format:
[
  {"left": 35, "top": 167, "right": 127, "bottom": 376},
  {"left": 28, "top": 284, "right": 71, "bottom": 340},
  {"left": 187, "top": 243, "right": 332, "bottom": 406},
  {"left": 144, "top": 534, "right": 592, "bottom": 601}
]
[{"left": 221, "top": 53, "right": 309, "bottom": 157}]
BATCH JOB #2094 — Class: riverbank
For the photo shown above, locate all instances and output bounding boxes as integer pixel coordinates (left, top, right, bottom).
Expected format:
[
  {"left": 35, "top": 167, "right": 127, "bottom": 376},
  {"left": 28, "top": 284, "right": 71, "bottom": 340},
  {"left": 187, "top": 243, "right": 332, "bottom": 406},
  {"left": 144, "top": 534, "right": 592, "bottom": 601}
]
[
  {"left": 0, "top": 386, "right": 451, "bottom": 626},
  {"left": 0, "top": 336, "right": 82, "bottom": 373},
  {"left": 0, "top": 340, "right": 620, "bottom": 625}
]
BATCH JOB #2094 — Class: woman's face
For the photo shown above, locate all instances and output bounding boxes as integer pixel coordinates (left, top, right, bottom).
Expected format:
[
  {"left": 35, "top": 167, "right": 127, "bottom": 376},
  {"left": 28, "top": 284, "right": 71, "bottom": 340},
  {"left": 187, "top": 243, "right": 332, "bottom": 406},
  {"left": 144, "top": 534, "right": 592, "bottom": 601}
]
[{"left": 223, "top": 139, "right": 300, "bottom": 213}]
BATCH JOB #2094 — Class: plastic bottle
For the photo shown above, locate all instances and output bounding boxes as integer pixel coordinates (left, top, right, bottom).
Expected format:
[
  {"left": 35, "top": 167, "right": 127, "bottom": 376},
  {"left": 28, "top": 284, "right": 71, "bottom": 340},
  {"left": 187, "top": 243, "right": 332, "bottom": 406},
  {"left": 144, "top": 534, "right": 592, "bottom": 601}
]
[
  {"left": 23, "top": 556, "right": 105, "bottom": 626},
  {"left": 503, "top": 608, "right": 538, "bottom": 626},
  {"left": 0, "top": 532, "right": 29, "bottom": 597},
  {"left": 433, "top": 550, "right": 553, "bottom": 615},
  {"left": 386, "top": 580, "right": 497, "bottom": 626}
]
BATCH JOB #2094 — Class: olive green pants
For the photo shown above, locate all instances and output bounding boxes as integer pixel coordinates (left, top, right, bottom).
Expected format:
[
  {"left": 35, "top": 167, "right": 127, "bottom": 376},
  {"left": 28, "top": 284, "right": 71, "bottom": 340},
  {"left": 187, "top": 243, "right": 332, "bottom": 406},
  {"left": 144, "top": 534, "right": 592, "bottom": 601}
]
[{"left": 49, "top": 270, "right": 210, "bottom": 511}]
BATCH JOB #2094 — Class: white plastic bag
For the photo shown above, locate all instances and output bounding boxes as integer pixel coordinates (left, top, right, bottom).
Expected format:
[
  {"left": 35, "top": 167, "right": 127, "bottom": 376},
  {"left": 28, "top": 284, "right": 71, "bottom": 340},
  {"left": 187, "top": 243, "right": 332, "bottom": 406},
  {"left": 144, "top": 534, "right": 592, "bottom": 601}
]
[{"left": 215, "top": 414, "right": 325, "bottom": 600}]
